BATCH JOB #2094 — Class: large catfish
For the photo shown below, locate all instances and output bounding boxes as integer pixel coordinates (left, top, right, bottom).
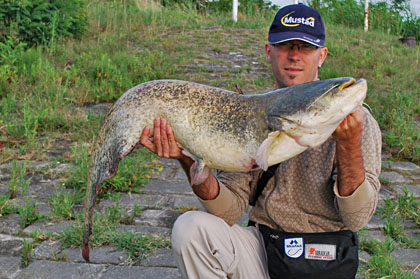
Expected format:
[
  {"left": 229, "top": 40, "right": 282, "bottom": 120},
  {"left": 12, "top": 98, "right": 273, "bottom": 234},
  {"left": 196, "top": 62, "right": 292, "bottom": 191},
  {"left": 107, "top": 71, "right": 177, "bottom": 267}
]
[{"left": 82, "top": 77, "right": 367, "bottom": 261}]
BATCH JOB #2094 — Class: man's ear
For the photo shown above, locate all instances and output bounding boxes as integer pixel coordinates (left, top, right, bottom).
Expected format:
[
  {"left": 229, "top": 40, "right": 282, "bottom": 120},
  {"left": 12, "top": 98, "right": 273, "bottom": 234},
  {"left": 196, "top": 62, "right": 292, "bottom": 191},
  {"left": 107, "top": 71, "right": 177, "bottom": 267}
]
[
  {"left": 265, "top": 43, "right": 272, "bottom": 62},
  {"left": 318, "top": 47, "right": 328, "bottom": 67}
]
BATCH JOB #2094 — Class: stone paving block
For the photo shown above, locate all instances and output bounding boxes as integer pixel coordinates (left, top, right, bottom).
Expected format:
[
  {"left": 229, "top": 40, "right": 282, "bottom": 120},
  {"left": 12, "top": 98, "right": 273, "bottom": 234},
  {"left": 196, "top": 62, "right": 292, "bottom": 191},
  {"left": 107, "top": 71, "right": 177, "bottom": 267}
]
[
  {"left": 0, "top": 168, "right": 10, "bottom": 181},
  {"left": 119, "top": 225, "right": 172, "bottom": 238},
  {"left": 172, "top": 167, "right": 188, "bottom": 181},
  {"left": 391, "top": 248, "right": 420, "bottom": 268},
  {"left": 133, "top": 209, "right": 182, "bottom": 228},
  {"left": 150, "top": 166, "right": 176, "bottom": 180},
  {"left": 382, "top": 161, "right": 420, "bottom": 172},
  {"left": 0, "top": 184, "right": 9, "bottom": 196},
  {"left": 15, "top": 260, "right": 106, "bottom": 279},
  {"left": 392, "top": 184, "right": 420, "bottom": 198},
  {"left": 0, "top": 161, "right": 54, "bottom": 171},
  {"left": 380, "top": 171, "right": 413, "bottom": 184},
  {"left": 101, "top": 265, "right": 181, "bottom": 279},
  {"left": 363, "top": 214, "right": 386, "bottom": 230},
  {"left": 363, "top": 212, "right": 417, "bottom": 230},
  {"left": 137, "top": 248, "right": 177, "bottom": 267},
  {"left": 358, "top": 250, "right": 370, "bottom": 265},
  {"left": 25, "top": 179, "right": 64, "bottom": 201},
  {"left": 377, "top": 187, "right": 396, "bottom": 207},
  {"left": 49, "top": 163, "right": 73, "bottom": 173},
  {"left": 23, "top": 220, "right": 75, "bottom": 236},
  {"left": 172, "top": 195, "right": 205, "bottom": 211},
  {"left": 99, "top": 193, "right": 172, "bottom": 209},
  {"left": 406, "top": 229, "right": 420, "bottom": 240},
  {"left": 33, "top": 240, "right": 62, "bottom": 260},
  {"left": 0, "top": 256, "right": 21, "bottom": 279},
  {"left": 0, "top": 214, "right": 23, "bottom": 235},
  {"left": 410, "top": 172, "right": 420, "bottom": 181},
  {"left": 60, "top": 246, "right": 128, "bottom": 264},
  {"left": 142, "top": 179, "right": 193, "bottom": 195},
  {"left": 358, "top": 230, "right": 387, "bottom": 243},
  {"left": 0, "top": 234, "right": 33, "bottom": 257}
]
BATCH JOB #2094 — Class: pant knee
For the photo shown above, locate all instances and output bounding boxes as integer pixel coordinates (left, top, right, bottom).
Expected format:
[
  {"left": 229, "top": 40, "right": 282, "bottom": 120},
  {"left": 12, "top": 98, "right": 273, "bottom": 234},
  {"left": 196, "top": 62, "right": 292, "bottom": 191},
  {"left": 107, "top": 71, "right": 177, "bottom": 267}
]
[{"left": 172, "top": 211, "right": 214, "bottom": 251}]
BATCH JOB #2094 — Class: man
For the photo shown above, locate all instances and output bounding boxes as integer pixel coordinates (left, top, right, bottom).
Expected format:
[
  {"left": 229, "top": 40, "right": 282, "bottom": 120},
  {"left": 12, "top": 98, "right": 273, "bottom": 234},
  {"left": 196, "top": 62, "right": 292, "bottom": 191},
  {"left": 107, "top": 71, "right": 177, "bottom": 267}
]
[{"left": 140, "top": 4, "right": 381, "bottom": 279}]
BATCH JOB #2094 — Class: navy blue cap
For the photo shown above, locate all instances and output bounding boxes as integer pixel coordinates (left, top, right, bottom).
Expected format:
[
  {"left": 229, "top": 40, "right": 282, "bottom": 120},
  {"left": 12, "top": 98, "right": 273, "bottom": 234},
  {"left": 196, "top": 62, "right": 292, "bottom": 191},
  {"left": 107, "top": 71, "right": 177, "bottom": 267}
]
[{"left": 268, "top": 4, "right": 325, "bottom": 47}]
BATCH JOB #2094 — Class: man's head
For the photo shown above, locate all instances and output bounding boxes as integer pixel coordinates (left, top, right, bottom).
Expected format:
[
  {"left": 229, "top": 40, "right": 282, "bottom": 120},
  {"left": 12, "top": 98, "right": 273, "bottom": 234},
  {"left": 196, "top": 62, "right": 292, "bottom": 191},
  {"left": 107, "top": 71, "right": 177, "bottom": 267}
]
[{"left": 265, "top": 4, "right": 328, "bottom": 88}]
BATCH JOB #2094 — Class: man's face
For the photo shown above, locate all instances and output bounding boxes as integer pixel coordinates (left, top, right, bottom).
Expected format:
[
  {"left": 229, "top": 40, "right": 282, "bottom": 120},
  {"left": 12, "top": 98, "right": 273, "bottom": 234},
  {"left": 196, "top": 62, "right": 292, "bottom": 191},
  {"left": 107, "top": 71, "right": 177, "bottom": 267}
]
[{"left": 265, "top": 40, "right": 328, "bottom": 88}]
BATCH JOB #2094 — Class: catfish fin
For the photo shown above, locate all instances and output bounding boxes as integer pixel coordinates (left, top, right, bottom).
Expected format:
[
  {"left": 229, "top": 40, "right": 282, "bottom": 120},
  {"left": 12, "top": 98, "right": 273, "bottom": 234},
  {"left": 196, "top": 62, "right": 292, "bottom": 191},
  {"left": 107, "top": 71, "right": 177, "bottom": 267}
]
[
  {"left": 190, "top": 159, "right": 211, "bottom": 186},
  {"left": 181, "top": 150, "right": 210, "bottom": 185},
  {"left": 256, "top": 131, "right": 282, "bottom": 171}
]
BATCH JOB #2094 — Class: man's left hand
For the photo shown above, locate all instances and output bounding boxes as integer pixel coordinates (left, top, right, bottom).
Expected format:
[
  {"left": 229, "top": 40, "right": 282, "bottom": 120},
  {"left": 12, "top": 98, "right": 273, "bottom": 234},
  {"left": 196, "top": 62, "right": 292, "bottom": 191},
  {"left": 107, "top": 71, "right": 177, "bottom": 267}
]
[{"left": 332, "top": 106, "right": 365, "bottom": 145}]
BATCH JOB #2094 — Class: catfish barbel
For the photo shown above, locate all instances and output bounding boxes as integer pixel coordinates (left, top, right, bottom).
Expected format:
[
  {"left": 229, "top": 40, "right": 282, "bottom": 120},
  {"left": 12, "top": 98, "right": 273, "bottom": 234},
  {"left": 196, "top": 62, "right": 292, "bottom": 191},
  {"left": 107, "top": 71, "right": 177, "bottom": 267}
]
[{"left": 82, "top": 77, "right": 367, "bottom": 261}]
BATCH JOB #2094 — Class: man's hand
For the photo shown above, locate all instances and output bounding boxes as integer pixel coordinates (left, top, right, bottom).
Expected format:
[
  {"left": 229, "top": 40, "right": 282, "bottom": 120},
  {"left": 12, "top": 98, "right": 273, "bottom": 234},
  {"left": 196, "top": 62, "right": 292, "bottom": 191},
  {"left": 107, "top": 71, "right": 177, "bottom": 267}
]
[
  {"left": 140, "top": 118, "right": 219, "bottom": 200},
  {"left": 332, "top": 106, "right": 366, "bottom": 196},
  {"left": 332, "top": 106, "right": 365, "bottom": 144},
  {"left": 140, "top": 118, "right": 183, "bottom": 159}
]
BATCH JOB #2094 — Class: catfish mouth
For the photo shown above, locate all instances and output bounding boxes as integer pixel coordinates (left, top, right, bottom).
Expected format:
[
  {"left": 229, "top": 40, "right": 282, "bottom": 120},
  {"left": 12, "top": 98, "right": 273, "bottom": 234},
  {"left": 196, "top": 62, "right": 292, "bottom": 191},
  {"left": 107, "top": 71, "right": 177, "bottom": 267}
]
[
  {"left": 333, "top": 78, "right": 368, "bottom": 97},
  {"left": 339, "top": 78, "right": 355, "bottom": 90}
]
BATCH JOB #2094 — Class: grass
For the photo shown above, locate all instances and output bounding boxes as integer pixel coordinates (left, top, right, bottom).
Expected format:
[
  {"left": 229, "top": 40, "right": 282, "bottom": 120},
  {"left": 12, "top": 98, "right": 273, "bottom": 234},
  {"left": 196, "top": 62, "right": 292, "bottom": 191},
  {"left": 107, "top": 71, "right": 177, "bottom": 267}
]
[
  {"left": 0, "top": 0, "right": 419, "bottom": 270},
  {"left": 359, "top": 237, "right": 417, "bottom": 279},
  {"left": 53, "top": 202, "right": 170, "bottom": 260},
  {"left": 358, "top": 188, "right": 420, "bottom": 277}
]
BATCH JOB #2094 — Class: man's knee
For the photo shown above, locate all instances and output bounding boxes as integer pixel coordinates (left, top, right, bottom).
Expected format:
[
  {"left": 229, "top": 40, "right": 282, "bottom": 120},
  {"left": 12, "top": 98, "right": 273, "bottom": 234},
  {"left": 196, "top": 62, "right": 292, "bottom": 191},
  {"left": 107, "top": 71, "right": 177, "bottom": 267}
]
[{"left": 172, "top": 211, "right": 218, "bottom": 251}]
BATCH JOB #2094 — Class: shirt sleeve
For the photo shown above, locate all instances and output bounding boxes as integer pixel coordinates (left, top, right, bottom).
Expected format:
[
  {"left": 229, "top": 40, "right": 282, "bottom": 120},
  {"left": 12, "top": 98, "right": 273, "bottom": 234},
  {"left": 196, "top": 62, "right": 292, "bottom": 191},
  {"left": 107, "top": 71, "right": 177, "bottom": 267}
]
[
  {"left": 333, "top": 110, "right": 382, "bottom": 231},
  {"left": 198, "top": 171, "right": 260, "bottom": 226}
]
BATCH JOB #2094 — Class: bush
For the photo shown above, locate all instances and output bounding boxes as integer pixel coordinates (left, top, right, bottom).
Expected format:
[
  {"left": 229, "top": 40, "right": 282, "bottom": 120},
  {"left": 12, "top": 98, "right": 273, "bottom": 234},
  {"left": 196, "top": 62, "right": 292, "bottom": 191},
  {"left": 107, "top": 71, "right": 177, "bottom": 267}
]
[{"left": 0, "top": 0, "right": 87, "bottom": 47}]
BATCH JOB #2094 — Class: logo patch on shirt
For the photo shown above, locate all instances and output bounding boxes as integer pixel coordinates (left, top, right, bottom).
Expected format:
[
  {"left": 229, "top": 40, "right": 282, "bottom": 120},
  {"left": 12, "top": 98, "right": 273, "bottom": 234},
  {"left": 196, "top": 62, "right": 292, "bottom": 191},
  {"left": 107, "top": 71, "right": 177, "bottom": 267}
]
[
  {"left": 284, "top": 237, "right": 303, "bottom": 258},
  {"left": 305, "top": 244, "right": 336, "bottom": 261}
]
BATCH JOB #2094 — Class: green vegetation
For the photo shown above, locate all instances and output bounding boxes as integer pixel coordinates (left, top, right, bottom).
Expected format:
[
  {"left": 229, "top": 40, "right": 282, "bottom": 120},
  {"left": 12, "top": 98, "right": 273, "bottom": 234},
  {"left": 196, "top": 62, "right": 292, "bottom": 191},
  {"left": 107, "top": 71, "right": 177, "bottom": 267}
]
[
  {"left": 378, "top": 187, "right": 420, "bottom": 249},
  {"left": 0, "top": 0, "right": 419, "bottom": 268},
  {"left": 358, "top": 188, "right": 420, "bottom": 277},
  {"left": 359, "top": 237, "right": 417, "bottom": 278},
  {"left": 0, "top": 0, "right": 87, "bottom": 47},
  {"left": 54, "top": 201, "right": 169, "bottom": 260}
]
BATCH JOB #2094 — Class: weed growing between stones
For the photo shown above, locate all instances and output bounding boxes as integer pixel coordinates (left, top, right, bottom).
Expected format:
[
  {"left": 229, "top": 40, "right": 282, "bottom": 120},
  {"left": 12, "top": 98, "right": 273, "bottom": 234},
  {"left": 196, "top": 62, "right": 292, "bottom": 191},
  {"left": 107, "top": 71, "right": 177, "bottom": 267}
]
[
  {"left": 0, "top": 194, "right": 19, "bottom": 216},
  {"left": 49, "top": 192, "right": 77, "bottom": 221},
  {"left": 379, "top": 187, "right": 419, "bottom": 225},
  {"left": 17, "top": 199, "right": 43, "bottom": 228},
  {"left": 377, "top": 187, "right": 420, "bottom": 249},
  {"left": 7, "top": 160, "right": 31, "bottom": 199},
  {"left": 359, "top": 237, "right": 417, "bottom": 279},
  {"left": 54, "top": 203, "right": 169, "bottom": 261},
  {"left": 65, "top": 144, "right": 159, "bottom": 197},
  {"left": 21, "top": 239, "right": 34, "bottom": 266}
]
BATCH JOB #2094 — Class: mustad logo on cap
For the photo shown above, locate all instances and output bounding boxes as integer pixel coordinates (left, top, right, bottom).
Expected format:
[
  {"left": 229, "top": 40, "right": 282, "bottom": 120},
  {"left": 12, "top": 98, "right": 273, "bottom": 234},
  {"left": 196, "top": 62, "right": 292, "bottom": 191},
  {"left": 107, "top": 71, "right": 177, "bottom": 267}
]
[{"left": 281, "top": 11, "right": 315, "bottom": 28}]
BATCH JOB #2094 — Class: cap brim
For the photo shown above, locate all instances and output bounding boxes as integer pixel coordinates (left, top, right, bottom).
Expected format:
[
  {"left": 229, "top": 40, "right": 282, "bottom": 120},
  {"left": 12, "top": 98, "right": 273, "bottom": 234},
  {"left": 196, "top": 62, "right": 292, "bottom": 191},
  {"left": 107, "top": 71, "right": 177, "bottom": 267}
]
[{"left": 269, "top": 31, "right": 324, "bottom": 47}]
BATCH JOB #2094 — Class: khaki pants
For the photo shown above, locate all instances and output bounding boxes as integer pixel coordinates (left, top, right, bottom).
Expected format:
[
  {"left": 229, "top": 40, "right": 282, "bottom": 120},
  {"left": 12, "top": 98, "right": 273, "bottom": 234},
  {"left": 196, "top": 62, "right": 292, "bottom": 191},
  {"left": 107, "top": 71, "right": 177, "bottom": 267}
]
[{"left": 171, "top": 211, "right": 270, "bottom": 279}]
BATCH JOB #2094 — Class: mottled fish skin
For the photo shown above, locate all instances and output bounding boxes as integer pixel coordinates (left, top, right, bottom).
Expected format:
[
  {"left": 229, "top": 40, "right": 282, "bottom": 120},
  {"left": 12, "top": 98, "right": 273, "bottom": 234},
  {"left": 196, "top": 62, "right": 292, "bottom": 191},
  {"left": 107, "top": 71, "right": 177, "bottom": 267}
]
[{"left": 82, "top": 77, "right": 365, "bottom": 261}]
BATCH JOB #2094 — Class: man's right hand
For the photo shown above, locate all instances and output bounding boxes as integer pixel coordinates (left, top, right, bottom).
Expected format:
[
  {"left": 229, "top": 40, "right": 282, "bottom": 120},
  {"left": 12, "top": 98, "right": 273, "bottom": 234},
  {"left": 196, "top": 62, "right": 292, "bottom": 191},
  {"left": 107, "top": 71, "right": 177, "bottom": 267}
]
[
  {"left": 140, "top": 117, "right": 219, "bottom": 200},
  {"left": 140, "top": 118, "right": 184, "bottom": 159}
]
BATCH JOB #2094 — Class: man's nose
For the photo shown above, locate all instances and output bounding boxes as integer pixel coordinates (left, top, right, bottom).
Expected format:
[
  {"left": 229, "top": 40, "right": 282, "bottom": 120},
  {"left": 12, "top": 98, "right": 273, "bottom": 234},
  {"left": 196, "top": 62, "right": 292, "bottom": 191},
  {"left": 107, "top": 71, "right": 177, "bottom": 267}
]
[{"left": 288, "top": 45, "right": 300, "bottom": 59}]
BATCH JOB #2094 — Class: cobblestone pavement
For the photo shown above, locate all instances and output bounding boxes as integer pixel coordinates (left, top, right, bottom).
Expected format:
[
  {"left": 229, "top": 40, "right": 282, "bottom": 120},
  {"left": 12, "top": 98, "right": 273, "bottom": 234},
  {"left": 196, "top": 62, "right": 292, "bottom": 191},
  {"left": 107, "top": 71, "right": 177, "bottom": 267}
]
[{"left": 1, "top": 146, "right": 419, "bottom": 278}]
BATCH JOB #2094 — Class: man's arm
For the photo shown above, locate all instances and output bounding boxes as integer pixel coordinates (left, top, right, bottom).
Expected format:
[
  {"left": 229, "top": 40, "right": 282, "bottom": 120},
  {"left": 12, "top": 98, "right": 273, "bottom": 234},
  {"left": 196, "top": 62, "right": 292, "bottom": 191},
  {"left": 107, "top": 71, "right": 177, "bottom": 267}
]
[
  {"left": 332, "top": 106, "right": 382, "bottom": 231},
  {"left": 332, "top": 106, "right": 366, "bottom": 196},
  {"left": 140, "top": 117, "right": 219, "bottom": 200}
]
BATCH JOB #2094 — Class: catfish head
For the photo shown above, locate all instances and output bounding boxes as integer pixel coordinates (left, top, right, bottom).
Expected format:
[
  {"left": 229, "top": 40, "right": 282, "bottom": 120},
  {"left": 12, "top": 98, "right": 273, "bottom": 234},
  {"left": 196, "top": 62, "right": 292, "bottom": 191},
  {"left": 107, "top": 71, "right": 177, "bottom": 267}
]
[{"left": 256, "top": 77, "right": 367, "bottom": 170}]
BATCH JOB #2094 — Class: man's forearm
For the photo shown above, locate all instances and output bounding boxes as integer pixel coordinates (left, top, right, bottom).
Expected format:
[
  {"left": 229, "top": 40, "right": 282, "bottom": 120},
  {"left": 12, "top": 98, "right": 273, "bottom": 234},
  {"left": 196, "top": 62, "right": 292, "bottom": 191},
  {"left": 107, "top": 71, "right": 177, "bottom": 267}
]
[
  {"left": 335, "top": 141, "right": 365, "bottom": 196},
  {"left": 178, "top": 156, "right": 220, "bottom": 200}
]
